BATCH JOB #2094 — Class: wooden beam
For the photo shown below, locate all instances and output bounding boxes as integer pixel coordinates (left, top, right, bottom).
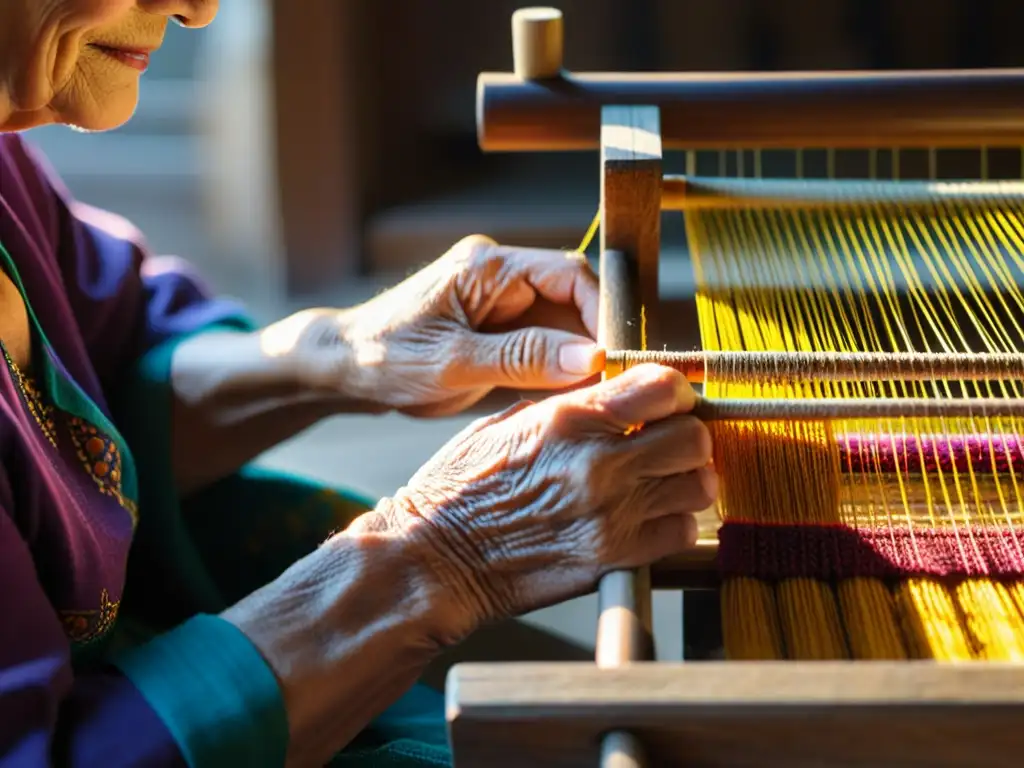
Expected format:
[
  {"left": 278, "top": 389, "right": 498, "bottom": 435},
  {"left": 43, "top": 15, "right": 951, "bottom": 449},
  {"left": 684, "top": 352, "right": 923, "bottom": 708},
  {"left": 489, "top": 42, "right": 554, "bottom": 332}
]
[
  {"left": 595, "top": 103, "right": 662, "bottom": 768},
  {"left": 476, "top": 69, "right": 1024, "bottom": 152},
  {"left": 596, "top": 104, "right": 662, "bottom": 668},
  {"left": 448, "top": 661, "right": 1024, "bottom": 767}
]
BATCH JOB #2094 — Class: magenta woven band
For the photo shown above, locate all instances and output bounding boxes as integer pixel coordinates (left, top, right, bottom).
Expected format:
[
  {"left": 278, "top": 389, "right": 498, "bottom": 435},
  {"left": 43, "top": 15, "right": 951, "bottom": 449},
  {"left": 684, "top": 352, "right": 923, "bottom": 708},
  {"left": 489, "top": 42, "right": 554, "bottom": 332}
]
[
  {"left": 718, "top": 521, "right": 1024, "bottom": 580},
  {"left": 837, "top": 433, "right": 1024, "bottom": 474}
]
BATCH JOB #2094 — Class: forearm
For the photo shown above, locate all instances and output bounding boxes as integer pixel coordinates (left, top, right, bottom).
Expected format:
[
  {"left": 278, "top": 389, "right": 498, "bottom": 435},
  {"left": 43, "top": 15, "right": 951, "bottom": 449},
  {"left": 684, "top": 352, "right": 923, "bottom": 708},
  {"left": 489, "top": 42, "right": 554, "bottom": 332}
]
[
  {"left": 222, "top": 505, "right": 470, "bottom": 767},
  {"left": 168, "top": 313, "right": 373, "bottom": 495}
]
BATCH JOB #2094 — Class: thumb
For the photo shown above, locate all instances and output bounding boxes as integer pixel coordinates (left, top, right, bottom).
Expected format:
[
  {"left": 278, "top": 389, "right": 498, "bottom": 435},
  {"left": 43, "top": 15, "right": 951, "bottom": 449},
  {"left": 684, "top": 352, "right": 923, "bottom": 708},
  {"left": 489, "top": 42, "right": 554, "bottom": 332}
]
[{"left": 460, "top": 327, "right": 605, "bottom": 390}]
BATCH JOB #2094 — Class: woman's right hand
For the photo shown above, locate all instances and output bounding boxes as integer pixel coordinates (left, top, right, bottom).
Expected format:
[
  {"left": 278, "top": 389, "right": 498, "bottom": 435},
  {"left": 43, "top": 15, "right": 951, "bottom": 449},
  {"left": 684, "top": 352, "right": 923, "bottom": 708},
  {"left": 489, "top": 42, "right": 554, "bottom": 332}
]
[
  {"left": 354, "top": 363, "right": 718, "bottom": 637},
  {"left": 224, "top": 363, "right": 715, "bottom": 765}
]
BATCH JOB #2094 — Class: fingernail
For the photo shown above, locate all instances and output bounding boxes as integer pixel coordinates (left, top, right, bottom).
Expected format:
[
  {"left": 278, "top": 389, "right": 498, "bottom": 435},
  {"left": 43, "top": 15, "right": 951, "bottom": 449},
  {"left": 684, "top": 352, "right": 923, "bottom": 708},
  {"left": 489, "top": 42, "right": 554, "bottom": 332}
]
[{"left": 559, "top": 343, "right": 601, "bottom": 376}]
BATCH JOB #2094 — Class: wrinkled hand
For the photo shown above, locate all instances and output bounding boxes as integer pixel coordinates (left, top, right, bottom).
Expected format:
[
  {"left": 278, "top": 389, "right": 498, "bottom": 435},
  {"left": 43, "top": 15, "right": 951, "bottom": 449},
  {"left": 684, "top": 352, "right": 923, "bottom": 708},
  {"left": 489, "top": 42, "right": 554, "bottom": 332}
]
[
  {"left": 290, "top": 235, "right": 603, "bottom": 417},
  {"left": 351, "top": 364, "right": 718, "bottom": 631}
]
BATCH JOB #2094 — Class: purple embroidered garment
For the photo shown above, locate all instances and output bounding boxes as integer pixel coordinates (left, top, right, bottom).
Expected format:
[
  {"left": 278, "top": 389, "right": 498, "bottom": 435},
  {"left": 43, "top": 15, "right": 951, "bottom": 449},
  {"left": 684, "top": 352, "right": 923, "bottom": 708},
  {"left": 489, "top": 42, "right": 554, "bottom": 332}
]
[{"left": 0, "top": 134, "right": 287, "bottom": 767}]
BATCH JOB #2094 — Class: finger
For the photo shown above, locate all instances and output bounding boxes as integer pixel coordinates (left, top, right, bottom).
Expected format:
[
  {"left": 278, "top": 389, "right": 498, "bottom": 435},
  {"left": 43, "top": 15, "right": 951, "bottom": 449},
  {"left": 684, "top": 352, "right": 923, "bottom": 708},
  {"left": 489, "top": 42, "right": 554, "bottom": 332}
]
[
  {"left": 567, "top": 364, "right": 698, "bottom": 429},
  {"left": 636, "top": 467, "right": 719, "bottom": 519},
  {"left": 613, "top": 513, "right": 700, "bottom": 569},
  {"left": 458, "top": 327, "right": 605, "bottom": 389},
  {"left": 623, "top": 415, "right": 714, "bottom": 477},
  {"left": 484, "top": 296, "right": 591, "bottom": 340},
  {"left": 483, "top": 245, "right": 600, "bottom": 339},
  {"left": 480, "top": 279, "right": 536, "bottom": 328}
]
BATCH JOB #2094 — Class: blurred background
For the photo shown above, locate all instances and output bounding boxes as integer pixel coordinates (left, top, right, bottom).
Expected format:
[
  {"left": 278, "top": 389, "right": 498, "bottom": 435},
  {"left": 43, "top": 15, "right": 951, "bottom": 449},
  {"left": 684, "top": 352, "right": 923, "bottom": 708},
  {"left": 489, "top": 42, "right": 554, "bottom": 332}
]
[{"left": 28, "top": 0, "right": 1024, "bottom": 660}]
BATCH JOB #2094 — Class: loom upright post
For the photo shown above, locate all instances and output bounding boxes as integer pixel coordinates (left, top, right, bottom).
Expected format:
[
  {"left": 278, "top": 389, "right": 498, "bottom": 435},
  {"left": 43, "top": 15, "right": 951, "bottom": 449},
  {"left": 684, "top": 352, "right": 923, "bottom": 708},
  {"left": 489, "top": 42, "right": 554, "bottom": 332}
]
[{"left": 595, "top": 103, "right": 662, "bottom": 768}]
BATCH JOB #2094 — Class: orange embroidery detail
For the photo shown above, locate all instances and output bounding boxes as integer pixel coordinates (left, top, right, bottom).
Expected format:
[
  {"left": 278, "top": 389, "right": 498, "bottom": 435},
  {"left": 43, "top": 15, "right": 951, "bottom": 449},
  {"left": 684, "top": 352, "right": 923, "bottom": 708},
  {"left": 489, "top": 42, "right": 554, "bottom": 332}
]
[
  {"left": 2, "top": 346, "right": 58, "bottom": 447},
  {"left": 67, "top": 417, "right": 138, "bottom": 525},
  {"left": 59, "top": 588, "right": 120, "bottom": 645},
  {"left": 1, "top": 345, "right": 137, "bottom": 522}
]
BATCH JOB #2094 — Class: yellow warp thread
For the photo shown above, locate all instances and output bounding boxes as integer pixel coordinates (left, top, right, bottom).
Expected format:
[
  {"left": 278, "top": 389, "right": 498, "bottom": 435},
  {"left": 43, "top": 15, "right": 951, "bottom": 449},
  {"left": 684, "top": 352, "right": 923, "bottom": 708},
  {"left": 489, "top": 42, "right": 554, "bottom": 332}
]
[
  {"left": 896, "top": 578, "right": 974, "bottom": 659},
  {"left": 837, "top": 578, "right": 907, "bottom": 659},
  {"left": 687, "top": 188, "right": 1024, "bottom": 662},
  {"left": 581, "top": 150, "right": 1024, "bottom": 660},
  {"left": 721, "top": 577, "right": 783, "bottom": 660}
]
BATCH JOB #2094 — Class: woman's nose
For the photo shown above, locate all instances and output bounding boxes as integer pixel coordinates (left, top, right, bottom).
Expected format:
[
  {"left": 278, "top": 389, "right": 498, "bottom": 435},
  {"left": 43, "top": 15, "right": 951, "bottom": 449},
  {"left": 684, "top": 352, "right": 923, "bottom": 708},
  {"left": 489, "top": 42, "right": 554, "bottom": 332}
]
[{"left": 140, "top": 0, "right": 219, "bottom": 29}]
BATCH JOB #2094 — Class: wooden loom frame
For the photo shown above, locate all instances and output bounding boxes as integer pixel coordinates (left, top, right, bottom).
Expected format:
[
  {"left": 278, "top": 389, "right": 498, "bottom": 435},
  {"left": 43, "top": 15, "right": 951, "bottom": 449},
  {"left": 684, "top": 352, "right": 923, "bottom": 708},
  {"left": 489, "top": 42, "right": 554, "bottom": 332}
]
[{"left": 446, "top": 8, "right": 1024, "bottom": 767}]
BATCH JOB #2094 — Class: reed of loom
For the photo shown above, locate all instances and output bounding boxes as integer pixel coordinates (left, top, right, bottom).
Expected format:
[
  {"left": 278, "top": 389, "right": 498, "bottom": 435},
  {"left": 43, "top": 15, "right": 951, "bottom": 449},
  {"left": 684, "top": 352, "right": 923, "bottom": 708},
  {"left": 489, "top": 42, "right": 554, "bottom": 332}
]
[{"left": 445, "top": 8, "right": 1024, "bottom": 768}]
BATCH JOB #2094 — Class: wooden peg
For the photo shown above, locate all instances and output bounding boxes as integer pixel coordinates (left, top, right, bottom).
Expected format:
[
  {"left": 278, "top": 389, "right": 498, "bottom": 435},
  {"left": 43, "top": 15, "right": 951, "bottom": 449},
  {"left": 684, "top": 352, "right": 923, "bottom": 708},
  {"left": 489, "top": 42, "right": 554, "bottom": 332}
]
[{"left": 512, "top": 7, "right": 564, "bottom": 80}]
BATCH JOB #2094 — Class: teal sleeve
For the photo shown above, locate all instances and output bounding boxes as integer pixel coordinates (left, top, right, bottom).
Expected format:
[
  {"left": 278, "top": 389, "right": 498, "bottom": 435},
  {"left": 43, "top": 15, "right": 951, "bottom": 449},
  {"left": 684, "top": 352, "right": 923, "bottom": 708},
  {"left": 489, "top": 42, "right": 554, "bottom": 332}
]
[
  {"left": 111, "top": 614, "right": 289, "bottom": 768},
  {"left": 113, "top": 319, "right": 254, "bottom": 621}
]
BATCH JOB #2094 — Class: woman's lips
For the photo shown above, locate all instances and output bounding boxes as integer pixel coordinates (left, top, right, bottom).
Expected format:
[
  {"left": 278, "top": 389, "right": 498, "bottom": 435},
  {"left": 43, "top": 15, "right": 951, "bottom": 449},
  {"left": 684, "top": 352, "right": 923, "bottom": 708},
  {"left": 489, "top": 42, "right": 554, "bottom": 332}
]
[{"left": 89, "top": 44, "right": 152, "bottom": 73}]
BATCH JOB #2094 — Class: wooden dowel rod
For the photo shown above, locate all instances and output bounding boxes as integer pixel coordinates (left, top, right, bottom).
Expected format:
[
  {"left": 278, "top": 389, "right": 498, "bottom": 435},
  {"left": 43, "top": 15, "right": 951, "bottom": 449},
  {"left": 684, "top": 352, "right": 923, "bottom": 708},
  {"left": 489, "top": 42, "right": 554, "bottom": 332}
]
[
  {"left": 660, "top": 176, "right": 1024, "bottom": 210},
  {"left": 597, "top": 249, "right": 655, "bottom": 670},
  {"left": 606, "top": 350, "right": 1024, "bottom": 383},
  {"left": 511, "top": 7, "right": 564, "bottom": 80},
  {"left": 596, "top": 569, "right": 653, "bottom": 667},
  {"left": 477, "top": 68, "right": 1024, "bottom": 152},
  {"left": 693, "top": 396, "right": 1024, "bottom": 422},
  {"left": 600, "top": 730, "right": 648, "bottom": 768},
  {"left": 597, "top": 571, "right": 651, "bottom": 768}
]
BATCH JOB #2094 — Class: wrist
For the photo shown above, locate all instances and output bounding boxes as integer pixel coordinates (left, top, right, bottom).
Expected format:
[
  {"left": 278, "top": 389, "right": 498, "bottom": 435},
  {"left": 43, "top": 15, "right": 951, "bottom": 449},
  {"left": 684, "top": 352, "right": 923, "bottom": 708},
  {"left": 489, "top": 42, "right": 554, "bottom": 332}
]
[
  {"left": 347, "top": 498, "right": 486, "bottom": 647},
  {"left": 268, "top": 307, "right": 390, "bottom": 413},
  {"left": 222, "top": 518, "right": 464, "bottom": 763}
]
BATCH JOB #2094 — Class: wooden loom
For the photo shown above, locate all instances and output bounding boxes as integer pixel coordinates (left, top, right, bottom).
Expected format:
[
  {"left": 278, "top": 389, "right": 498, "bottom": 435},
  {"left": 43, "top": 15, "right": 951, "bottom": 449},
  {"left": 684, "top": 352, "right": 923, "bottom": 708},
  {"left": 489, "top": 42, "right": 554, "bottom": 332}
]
[{"left": 446, "top": 8, "right": 1024, "bottom": 768}]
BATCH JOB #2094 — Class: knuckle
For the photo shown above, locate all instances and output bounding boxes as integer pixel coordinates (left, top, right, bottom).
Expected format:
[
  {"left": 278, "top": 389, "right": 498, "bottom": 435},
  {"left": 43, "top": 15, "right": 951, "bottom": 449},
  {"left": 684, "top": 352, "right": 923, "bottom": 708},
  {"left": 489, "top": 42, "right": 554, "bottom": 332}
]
[
  {"left": 457, "top": 233, "right": 498, "bottom": 251},
  {"left": 500, "top": 329, "right": 548, "bottom": 382},
  {"left": 679, "top": 416, "right": 714, "bottom": 464},
  {"left": 451, "top": 234, "right": 499, "bottom": 268},
  {"left": 653, "top": 415, "right": 712, "bottom": 467},
  {"left": 546, "top": 398, "right": 586, "bottom": 436},
  {"left": 625, "top": 363, "right": 685, "bottom": 402},
  {"left": 674, "top": 471, "right": 713, "bottom": 511},
  {"left": 602, "top": 366, "right": 684, "bottom": 421},
  {"left": 630, "top": 362, "right": 683, "bottom": 386},
  {"left": 698, "top": 467, "right": 720, "bottom": 505},
  {"left": 564, "top": 249, "right": 592, "bottom": 271}
]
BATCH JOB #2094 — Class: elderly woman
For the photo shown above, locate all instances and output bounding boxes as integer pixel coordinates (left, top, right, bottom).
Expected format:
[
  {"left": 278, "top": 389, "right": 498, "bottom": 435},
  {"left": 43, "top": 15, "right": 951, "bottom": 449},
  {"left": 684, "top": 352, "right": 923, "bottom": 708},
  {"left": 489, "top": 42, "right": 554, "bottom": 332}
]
[{"left": 0, "top": 2, "right": 717, "bottom": 767}]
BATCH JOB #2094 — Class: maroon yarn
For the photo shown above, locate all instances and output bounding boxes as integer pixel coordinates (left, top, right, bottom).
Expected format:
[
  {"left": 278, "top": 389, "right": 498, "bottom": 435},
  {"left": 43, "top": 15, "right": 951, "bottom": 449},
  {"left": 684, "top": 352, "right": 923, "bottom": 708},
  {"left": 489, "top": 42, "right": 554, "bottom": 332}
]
[
  {"left": 718, "top": 521, "right": 1024, "bottom": 580},
  {"left": 837, "top": 433, "right": 1024, "bottom": 474}
]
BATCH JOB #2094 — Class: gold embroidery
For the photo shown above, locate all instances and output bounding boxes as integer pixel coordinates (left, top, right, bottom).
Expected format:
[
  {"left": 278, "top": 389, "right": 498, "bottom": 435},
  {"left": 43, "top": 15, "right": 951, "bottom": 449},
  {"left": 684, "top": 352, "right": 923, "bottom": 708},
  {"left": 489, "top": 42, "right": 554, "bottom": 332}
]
[
  {"left": 67, "top": 417, "right": 139, "bottom": 525},
  {"left": 59, "top": 588, "right": 120, "bottom": 645},
  {"left": 1, "top": 346, "right": 131, "bottom": 649},
  {"left": 2, "top": 346, "right": 58, "bottom": 447}
]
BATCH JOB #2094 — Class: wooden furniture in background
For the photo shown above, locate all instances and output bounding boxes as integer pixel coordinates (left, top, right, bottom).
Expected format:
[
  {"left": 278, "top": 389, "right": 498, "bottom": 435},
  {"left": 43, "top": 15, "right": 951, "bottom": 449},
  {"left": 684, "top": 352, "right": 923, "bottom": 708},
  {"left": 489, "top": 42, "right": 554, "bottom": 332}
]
[{"left": 261, "top": 0, "right": 1024, "bottom": 298}]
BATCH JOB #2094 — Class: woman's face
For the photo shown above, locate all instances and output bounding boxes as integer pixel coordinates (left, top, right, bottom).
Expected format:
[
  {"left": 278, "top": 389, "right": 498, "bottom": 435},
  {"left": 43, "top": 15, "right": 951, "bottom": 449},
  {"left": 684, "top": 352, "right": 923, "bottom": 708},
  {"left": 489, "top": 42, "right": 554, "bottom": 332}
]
[{"left": 1, "top": 1, "right": 218, "bottom": 132}]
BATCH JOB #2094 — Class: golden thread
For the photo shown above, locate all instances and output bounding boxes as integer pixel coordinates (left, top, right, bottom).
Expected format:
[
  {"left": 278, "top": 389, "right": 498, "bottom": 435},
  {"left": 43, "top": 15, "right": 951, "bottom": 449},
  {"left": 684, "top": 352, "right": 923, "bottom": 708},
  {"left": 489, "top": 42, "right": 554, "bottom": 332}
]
[
  {"left": 721, "top": 577, "right": 784, "bottom": 659},
  {"left": 685, "top": 165, "right": 1024, "bottom": 661},
  {"left": 583, "top": 149, "right": 1024, "bottom": 659},
  {"left": 578, "top": 211, "right": 601, "bottom": 254},
  {"left": 837, "top": 578, "right": 908, "bottom": 659},
  {"left": 896, "top": 579, "right": 974, "bottom": 660}
]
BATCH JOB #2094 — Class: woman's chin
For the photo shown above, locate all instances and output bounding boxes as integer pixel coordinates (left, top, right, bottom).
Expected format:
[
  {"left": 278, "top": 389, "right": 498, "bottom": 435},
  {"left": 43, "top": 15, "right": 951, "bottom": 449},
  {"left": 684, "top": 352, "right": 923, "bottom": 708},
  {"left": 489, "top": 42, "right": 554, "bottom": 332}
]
[{"left": 56, "top": 90, "right": 140, "bottom": 134}]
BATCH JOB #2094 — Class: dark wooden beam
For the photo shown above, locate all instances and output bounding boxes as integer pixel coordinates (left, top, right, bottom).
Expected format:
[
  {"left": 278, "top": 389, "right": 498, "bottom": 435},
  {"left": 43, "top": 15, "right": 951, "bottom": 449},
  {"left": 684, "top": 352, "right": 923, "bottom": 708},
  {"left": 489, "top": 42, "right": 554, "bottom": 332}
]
[{"left": 449, "top": 660, "right": 1024, "bottom": 767}]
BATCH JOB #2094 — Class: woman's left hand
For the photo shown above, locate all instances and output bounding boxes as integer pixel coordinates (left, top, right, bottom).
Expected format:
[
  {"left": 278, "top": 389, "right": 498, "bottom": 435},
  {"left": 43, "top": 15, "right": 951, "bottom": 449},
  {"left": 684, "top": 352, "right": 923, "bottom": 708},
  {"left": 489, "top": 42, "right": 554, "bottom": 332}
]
[{"left": 278, "top": 235, "right": 604, "bottom": 417}]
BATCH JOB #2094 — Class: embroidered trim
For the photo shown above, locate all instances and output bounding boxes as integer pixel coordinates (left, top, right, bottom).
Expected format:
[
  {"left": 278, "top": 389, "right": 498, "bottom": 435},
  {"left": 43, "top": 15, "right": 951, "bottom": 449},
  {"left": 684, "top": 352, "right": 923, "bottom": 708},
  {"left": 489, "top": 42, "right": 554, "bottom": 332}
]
[
  {"left": 67, "top": 416, "right": 139, "bottom": 525},
  {"left": 1, "top": 344, "right": 138, "bottom": 523},
  {"left": 59, "top": 588, "right": 120, "bottom": 645},
  {"left": 1, "top": 345, "right": 58, "bottom": 447}
]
